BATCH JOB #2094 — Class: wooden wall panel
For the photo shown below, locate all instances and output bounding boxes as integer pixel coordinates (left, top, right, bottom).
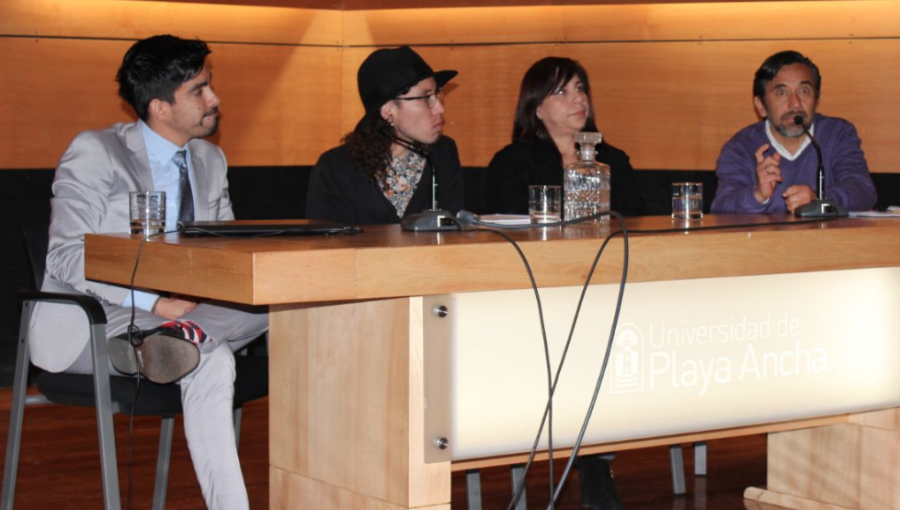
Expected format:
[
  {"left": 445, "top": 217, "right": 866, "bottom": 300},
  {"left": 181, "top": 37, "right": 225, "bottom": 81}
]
[
  {"left": 572, "top": 39, "right": 900, "bottom": 172},
  {"left": 341, "top": 0, "right": 827, "bottom": 8},
  {"left": 343, "top": 7, "right": 565, "bottom": 46},
  {"left": 342, "top": 39, "right": 900, "bottom": 172},
  {"left": 341, "top": 45, "right": 562, "bottom": 166},
  {"left": 133, "top": 0, "right": 833, "bottom": 9},
  {"left": 0, "top": 0, "right": 342, "bottom": 169},
  {"left": 0, "top": 37, "right": 131, "bottom": 168},
  {"left": 340, "top": 49, "right": 368, "bottom": 142},
  {"left": 0, "top": 37, "right": 342, "bottom": 168},
  {"left": 562, "top": 2, "right": 900, "bottom": 42},
  {"left": 343, "top": 1, "right": 900, "bottom": 46},
  {"left": 154, "top": 0, "right": 342, "bottom": 8},
  {"left": 208, "top": 45, "right": 343, "bottom": 166},
  {"left": 393, "top": 42, "right": 751, "bottom": 170},
  {"left": 341, "top": 1, "right": 900, "bottom": 171},
  {"left": 2, "top": 0, "right": 341, "bottom": 45},
  {"left": 3, "top": 0, "right": 899, "bottom": 172}
]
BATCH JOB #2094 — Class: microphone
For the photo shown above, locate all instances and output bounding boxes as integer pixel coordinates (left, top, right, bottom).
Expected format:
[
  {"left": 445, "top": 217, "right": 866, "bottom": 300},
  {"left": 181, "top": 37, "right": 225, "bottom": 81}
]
[
  {"left": 791, "top": 115, "right": 848, "bottom": 218},
  {"left": 384, "top": 132, "right": 458, "bottom": 232},
  {"left": 387, "top": 133, "right": 430, "bottom": 159}
]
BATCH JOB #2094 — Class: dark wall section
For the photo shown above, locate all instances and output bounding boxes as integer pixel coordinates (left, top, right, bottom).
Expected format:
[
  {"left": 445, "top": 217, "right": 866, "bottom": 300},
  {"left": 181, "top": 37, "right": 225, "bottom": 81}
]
[
  {"left": 0, "top": 170, "right": 54, "bottom": 387},
  {"left": 227, "top": 166, "right": 310, "bottom": 220},
  {"left": 461, "top": 168, "right": 722, "bottom": 216},
  {"left": 2, "top": 167, "right": 899, "bottom": 387}
]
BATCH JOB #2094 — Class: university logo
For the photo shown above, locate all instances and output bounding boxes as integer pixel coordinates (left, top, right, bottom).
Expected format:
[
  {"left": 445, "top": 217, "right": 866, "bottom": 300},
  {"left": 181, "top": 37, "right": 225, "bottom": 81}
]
[{"left": 610, "top": 323, "right": 644, "bottom": 394}]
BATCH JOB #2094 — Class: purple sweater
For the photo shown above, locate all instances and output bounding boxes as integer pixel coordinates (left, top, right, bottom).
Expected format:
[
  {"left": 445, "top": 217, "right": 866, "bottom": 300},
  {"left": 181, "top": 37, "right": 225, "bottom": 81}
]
[{"left": 711, "top": 114, "right": 876, "bottom": 213}]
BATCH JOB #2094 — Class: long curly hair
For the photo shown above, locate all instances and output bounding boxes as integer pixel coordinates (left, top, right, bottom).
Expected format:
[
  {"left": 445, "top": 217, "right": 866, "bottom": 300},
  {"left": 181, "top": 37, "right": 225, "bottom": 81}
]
[
  {"left": 343, "top": 111, "right": 395, "bottom": 185},
  {"left": 346, "top": 85, "right": 432, "bottom": 185}
]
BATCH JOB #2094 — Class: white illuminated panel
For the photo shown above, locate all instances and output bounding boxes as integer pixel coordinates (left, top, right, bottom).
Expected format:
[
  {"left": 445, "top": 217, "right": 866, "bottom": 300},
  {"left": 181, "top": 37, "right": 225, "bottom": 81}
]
[{"left": 422, "top": 268, "right": 900, "bottom": 463}]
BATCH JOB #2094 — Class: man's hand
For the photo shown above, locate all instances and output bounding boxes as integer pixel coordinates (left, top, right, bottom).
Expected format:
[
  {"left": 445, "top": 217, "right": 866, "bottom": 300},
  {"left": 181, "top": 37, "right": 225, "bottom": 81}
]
[
  {"left": 754, "top": 144, "right": 782, "bottom": 204},
  {"left": 783, "top": 185, "right": 816, "bottom": 214},
  {"left": 153, "top": 297, "right": 198, "bottom": 320}
]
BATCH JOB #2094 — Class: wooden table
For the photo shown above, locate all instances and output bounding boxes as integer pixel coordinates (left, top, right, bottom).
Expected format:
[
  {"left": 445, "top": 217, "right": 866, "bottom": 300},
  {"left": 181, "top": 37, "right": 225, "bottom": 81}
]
[{"left": 85, "top": 215, "right": 900, "bottom": 510}]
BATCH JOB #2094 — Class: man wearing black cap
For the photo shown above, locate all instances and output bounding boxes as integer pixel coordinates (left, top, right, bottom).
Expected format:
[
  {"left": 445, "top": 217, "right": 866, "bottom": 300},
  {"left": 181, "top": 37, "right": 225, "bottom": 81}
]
[{"left": 306, "top": 46, "right": 464, "bottom": 224}]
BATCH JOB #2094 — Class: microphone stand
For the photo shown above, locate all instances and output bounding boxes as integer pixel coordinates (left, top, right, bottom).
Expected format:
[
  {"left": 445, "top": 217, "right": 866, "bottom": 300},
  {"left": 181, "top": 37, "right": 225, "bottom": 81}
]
[
  {"left": 390, "top": 136, "right": 458, "bottom": 232},
  {"left": 792, "top": 115, "right": 848, "bottom": 218}
]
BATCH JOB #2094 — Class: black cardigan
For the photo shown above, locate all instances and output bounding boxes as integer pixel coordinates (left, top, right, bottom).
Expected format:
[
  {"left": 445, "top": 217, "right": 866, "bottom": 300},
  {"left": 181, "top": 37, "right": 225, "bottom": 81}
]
[
  {"left": 485, "top": 138, "right": 647, "bottom": 216},
  {"left": 306, "top": 136, "right": 465, "bottom": 225}
]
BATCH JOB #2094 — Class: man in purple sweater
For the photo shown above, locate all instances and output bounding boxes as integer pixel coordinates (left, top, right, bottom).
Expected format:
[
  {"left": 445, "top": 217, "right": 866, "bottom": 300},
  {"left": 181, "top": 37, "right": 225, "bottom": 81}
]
[{"left": 711, "top": 51, "right": 876, "bottom": 214}]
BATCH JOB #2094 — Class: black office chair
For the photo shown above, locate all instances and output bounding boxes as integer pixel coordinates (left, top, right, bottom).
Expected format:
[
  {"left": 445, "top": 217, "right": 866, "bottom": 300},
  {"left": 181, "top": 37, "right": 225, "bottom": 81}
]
[{"left": 1, "top": 227, "right": 268, "bottom": 510}]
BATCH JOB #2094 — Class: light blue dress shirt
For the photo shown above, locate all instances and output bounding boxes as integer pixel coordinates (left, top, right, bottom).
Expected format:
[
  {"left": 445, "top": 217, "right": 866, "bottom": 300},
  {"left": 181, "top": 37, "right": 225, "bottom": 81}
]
[{"left": 122, "top": 120, "right": 197, "bottom": 311}]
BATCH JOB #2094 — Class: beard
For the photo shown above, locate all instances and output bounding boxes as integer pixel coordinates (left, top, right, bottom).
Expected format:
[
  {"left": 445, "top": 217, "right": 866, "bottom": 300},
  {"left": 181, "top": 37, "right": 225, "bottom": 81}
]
[
  {"left": 771, "top": 110, "right": 807, "bottom": 139},
  {"left": 197, "top": 107, "right": 219, "bottom": 138}
]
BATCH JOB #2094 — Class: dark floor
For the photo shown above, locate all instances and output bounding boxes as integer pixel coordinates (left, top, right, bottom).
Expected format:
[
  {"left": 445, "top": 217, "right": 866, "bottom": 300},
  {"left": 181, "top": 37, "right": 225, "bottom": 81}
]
[
  {"left": 0, "top": 392, "right": 783, "bottom": 510},
  {"left": 450, "top": 436, "right": 772, "bottom": 510}
]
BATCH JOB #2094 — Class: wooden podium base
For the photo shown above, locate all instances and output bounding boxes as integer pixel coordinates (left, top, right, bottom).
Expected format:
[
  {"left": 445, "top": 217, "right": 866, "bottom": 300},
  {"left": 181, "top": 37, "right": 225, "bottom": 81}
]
[
  {"left": 270, "top": 468, "right": 450, "bottom": 510},
  {"left": 745, "top": 487, "right": 860, "bottom": 510},
  {"left": 745, "top": 409, "right": 900, "bottom": 510},
  {"left": 268, "top": 298, "right": 451, "bottom": 510}
]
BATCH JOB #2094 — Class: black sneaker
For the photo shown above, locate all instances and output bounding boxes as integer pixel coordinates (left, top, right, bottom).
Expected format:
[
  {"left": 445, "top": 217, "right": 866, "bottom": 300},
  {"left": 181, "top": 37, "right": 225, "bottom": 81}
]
[
  {"left": 108, "top": 324, "right": 201, "bottom": 384},
  {"left": 578, "top": 454, "right": 623, "bottom": 510}
]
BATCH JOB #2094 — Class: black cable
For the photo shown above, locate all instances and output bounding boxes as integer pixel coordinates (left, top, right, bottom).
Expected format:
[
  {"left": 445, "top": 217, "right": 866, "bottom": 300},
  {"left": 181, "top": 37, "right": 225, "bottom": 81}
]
[
  {"left": 463, "top": 226, "right": 557, "bottom": 509},
  {"left": 124, "top": 228, "right": 177, "bottom": 510},
  {"left": 125, "top": 213, "right": 836, "bottom": 510},
  {"left": 462, "top": 210, "right": 610, "bottom": 230},
  {"left": 445, "top": 212, "right": 630, "bottom": 509},
  {"left": 428, "top": 215, "right": 560, "bottom": 508},
  {"left": 466, "top": 211, "right": 839, "bottom": 234},
  {"left": 457, "top": 212, "right": 841, "bottom": 508},
  {"left": 482, "top": 213, "right": 626, "bottom": 510},
  {"left": 449, "top": 212, "right": 627, "bottom": 510},
  {"left": 178, "top": 226, "right": 362, "bottom": 238},
  {"left": 474, "top": 213, "right": 628, "bottom": 510},
  {"left": 544, "top": 213, "right": 629, "bottom": 509},
  {"left": 627, "top": 217, "right": 840, "bottom": 235}
]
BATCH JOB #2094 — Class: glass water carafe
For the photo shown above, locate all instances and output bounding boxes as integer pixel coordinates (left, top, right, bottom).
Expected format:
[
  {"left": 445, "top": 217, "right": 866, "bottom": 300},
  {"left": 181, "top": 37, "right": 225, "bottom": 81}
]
[{"left": 564, "top": 132, "right": 611, "bottom": 222}]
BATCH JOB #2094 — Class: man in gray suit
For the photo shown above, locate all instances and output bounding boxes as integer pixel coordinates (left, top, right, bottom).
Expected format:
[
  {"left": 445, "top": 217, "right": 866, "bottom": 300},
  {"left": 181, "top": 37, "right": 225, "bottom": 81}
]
[{"left": 30, "top": 35, "right": 267, "bottom": 510}]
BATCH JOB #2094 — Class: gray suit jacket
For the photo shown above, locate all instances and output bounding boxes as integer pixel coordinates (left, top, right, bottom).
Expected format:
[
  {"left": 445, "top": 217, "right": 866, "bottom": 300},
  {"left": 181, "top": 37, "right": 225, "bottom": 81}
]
[{"left": 30, "top": 122, "right": 234, "bottom": 372}]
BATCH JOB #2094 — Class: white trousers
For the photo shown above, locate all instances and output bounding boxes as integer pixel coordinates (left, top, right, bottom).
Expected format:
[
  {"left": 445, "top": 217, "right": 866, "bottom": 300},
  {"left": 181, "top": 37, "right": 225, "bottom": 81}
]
[{"left": 66, "top": 301, "right": 269, "bottom": 510}]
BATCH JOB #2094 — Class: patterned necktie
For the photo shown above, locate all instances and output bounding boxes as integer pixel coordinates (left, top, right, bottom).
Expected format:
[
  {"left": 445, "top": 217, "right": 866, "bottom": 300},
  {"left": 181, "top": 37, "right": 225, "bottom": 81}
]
[{"left": 172, "top": 150, "right": 195, "bottom": 224}]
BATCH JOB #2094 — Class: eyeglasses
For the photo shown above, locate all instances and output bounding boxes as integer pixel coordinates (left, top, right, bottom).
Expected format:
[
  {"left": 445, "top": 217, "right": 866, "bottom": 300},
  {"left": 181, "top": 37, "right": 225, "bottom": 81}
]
[{"left": 394, "top": 89, "right": 444, "bottom": 109}]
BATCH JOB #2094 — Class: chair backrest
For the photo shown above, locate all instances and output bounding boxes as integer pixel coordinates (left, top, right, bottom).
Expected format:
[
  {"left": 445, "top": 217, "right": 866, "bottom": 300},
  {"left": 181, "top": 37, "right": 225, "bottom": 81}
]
[{"left": 20, "top": 227, "right": 49, "bottom": 291}]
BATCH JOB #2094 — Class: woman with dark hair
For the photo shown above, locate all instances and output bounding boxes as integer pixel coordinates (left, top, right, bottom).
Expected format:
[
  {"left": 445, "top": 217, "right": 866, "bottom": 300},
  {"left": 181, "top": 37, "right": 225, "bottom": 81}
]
[
  {"left": 487, "top": 57, "right": 645, "bottom": 217},
  {"left": 487, "top": 57, "right": 640, "bottom": 510},
  {"left": 307, "top": 46, "right": 464, "bottom": 225}
]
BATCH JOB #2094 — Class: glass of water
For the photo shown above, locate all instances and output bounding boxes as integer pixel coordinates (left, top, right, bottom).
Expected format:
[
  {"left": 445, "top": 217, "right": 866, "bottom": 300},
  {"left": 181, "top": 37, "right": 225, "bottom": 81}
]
[
  {"left": 129, "top": 191, "right": 166, "bottom": 237},
  {"left": 672, "top": 182, "right": 703, "bottom": 220},
  {"left": 528, "top": 185, "right": 562, "bottom": 224}
]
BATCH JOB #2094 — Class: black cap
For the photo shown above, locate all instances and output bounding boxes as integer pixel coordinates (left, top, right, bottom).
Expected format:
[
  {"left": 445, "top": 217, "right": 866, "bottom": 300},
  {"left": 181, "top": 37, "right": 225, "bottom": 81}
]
[{"left": 357, "top": 46, "right": 457, "bottom": 114}]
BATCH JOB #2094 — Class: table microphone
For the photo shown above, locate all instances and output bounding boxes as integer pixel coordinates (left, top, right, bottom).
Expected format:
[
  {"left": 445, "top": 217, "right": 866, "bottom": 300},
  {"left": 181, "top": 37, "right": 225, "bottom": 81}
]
[
  {"left": 792, "top": 115, "right": 848, "bottom": 218},
  {"left": 389, "top": 135, "right": 458, "bottom": 232}
]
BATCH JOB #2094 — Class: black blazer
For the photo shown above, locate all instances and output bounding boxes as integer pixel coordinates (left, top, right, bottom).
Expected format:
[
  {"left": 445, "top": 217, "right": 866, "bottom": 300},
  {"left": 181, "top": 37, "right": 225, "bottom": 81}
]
[
  {"left": 486, "top": 137, "right": 646, "bottom": 216},
  {"left": 307, "top": 136, "right": 464, "bottom": 225}
]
